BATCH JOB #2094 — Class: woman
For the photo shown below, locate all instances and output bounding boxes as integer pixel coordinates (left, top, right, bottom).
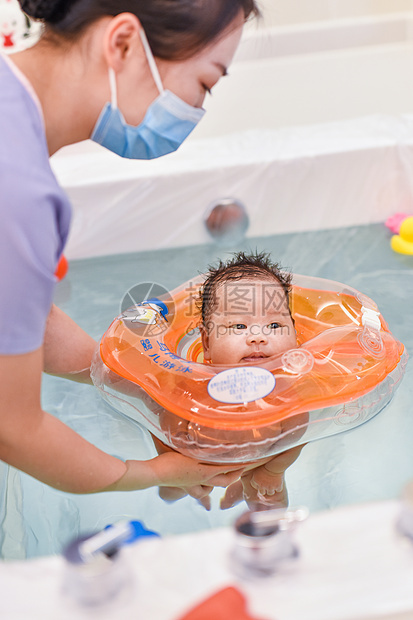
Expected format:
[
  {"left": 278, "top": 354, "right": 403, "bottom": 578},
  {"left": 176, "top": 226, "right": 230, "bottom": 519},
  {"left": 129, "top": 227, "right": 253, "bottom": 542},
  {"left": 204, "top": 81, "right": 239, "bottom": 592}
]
[{"left": 0, "top": 0, "right": 258, "bottom": 497}]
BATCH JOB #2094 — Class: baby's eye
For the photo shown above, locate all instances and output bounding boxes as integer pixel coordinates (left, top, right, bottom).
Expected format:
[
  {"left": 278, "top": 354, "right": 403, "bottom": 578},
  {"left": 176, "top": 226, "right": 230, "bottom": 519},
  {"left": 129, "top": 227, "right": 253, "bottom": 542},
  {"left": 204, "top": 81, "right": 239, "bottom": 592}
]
[
  {"left": 268, "top": 322, "right": 281, "bottom": 330},
  {"left": 230, "top": 323, "right": 247, "bottom": 330}
]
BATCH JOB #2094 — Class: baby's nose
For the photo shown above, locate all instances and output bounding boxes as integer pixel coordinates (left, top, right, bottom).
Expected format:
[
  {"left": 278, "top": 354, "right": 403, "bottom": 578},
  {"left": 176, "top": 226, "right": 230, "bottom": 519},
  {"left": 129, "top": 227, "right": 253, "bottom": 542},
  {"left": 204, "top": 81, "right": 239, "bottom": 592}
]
[{"left": 246, "top": 326, "right": 268, "bottom": 344}]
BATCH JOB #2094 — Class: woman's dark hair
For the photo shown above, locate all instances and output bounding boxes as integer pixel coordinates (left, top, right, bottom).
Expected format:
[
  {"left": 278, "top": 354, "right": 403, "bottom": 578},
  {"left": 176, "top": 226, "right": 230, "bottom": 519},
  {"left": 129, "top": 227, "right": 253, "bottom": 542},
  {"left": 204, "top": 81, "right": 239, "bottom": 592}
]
[
  {"left": 19, "top": 0, "right": 260, "bottom": 59},
  {"left": 199, "top": 250, "right": 293, "bottom": 327}
]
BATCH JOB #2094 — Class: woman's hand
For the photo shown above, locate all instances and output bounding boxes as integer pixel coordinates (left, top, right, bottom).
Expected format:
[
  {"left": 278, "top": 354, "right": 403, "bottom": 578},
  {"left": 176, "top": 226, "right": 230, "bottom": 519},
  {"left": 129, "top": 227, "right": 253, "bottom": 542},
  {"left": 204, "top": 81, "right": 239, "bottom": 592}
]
[
  {"left": 149, "top": 434, "right": 241, "bottom": 509},
  {"left": 150, "top": 452, "right": 245, "bottom": 489},
  {"left": 158, "top": 484, "right": 214, "bottom": 510},
  {"left": 112, "top": 453, "right": 245, "bottom": 493}
]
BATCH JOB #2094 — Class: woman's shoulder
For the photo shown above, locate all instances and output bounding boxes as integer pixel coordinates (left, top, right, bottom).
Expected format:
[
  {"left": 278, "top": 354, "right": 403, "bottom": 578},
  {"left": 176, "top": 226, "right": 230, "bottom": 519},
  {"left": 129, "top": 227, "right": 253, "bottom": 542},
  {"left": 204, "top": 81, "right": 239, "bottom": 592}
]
[
  {"left": 0, "top": 55, "right": 48, "bottom": 168},
  {"left": 0, "top": 56, "right": 70, "bottom": 218}
]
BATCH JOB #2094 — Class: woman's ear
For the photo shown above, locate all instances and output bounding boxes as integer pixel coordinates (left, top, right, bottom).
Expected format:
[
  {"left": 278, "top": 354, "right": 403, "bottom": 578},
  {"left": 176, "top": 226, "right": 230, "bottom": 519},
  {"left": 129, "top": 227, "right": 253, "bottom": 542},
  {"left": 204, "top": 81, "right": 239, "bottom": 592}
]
[
  {"left": 103, "top": 12, "right": 142, "bottom": 72},
  {"left": 200, "top": 326, "right": 211, "bottom": 361}
]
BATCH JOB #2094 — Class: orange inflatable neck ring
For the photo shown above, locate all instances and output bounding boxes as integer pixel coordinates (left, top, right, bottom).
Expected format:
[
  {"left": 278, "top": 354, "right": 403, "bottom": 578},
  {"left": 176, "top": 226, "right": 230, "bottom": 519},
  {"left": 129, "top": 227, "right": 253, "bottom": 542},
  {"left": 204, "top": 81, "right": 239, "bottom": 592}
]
[{"left": 91, "top": 274, "right": 406, "bottom": 463}]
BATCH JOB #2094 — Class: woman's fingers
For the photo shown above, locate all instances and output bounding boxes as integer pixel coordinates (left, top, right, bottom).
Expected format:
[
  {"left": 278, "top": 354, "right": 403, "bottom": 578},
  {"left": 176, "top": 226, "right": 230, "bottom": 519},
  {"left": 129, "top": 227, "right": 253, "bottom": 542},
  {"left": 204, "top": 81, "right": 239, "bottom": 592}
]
[
  {"left": 158, "top": 487, "right": 188, "bottom": 502},
  {"left": 197, "top": 495, "right": 211, "bottom": 511},
  {"left": 186, "top": 484, "right": 214, "bottom": 499},
  {"left": 187, "top": 485, "right": 213, "bottom": 511},
  {"left": 207, "top": 468, "right": 244, "bottom": 487},
  {"left": 220, "top": 480, "right": 244, "bottom": 510}
]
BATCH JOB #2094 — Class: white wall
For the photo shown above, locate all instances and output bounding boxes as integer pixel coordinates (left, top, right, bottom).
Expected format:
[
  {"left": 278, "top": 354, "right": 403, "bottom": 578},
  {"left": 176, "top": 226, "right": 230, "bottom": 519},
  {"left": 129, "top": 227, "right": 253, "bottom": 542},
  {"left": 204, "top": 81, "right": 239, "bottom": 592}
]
[
  {"left": 255, "top": 0, "right": 413, "bottom": 28},
  {"left": 2, "top": 0, "right": 412, "bottom": 52},
  {"left": 193, "top": 40, "right": 413, "bottom": 140}
]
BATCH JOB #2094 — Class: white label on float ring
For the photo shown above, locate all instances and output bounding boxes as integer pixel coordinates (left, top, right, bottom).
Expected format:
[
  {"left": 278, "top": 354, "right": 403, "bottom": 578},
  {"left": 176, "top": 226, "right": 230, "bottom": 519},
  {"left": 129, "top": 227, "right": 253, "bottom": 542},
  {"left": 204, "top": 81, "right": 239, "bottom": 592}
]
[{"left": 207, "top": 367, "right": 276, "bottom": 404}]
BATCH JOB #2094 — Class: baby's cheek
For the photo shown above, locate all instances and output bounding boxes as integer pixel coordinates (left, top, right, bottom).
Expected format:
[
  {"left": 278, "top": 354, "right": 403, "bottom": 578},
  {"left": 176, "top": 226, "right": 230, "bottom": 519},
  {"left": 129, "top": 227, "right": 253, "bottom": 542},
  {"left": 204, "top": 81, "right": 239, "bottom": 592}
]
[{"left": 286, "top": 330, "right": 298, "bottom": 349}]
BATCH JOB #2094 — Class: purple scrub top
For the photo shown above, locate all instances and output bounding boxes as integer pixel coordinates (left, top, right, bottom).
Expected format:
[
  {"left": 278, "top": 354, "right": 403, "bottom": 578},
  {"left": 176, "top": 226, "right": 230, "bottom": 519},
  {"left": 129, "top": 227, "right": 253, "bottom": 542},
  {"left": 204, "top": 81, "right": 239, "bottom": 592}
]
[{"left": 0, "top": 54, "right": 72, "bottom": 354}]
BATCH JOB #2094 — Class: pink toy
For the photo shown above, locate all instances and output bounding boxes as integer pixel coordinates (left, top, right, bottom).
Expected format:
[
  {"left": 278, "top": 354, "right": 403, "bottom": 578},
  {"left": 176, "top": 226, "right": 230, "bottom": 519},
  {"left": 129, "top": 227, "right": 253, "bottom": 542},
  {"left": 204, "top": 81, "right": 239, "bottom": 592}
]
[{"left": 385, "top": 213, "right": 410, "bottom": 234}]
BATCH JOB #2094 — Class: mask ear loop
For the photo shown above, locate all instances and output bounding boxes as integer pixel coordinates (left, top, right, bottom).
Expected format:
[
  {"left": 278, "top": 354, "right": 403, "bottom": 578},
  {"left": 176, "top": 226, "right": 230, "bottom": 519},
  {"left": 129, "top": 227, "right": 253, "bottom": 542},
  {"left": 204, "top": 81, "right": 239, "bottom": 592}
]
[
  {"left": 108, "top": 67, "right": 118, "bottom": 109},
  {"left": 139, "top": 28, "right": 164, "bottom": 95}
]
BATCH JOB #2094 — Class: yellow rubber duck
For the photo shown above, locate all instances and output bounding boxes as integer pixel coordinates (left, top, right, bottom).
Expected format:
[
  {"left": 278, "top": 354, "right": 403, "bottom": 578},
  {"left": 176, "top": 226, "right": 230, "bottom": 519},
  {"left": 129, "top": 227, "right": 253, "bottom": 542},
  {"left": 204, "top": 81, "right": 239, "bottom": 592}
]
[{"left": 391, "top": 216, "right": 413, "bottom": 255}]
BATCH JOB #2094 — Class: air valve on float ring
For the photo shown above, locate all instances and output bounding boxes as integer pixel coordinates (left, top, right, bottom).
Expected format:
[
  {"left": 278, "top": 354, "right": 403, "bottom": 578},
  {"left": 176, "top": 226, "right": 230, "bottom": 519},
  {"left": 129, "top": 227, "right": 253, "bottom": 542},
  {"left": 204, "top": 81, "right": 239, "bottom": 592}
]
[{"left": 359, "top": 306, "right": 384, "bottom": 358}]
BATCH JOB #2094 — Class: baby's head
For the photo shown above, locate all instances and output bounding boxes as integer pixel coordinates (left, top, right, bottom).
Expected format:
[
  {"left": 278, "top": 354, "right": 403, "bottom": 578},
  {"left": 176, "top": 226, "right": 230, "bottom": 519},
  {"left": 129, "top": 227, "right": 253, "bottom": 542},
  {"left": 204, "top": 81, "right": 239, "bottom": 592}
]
[{"left": 199, "top": 251, "right": 297, "bottom": 365}]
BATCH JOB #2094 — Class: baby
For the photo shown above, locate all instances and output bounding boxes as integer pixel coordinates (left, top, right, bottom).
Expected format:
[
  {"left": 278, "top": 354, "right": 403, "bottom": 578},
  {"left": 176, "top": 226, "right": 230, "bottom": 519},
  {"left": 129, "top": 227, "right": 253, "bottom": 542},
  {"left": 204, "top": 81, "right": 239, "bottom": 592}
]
[
  {"left": 199, "top": 250, "right": 303, "bottom": 508},
  {"left": 155, "top": 250, "right": 305, "bottom": 509}
]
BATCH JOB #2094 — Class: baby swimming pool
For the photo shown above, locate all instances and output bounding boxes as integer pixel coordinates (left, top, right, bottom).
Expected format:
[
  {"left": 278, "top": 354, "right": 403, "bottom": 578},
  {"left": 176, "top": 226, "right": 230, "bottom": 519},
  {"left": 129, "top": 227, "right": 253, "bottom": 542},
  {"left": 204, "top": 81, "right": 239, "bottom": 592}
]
[
  {"left": 2, "top": 223, "right": 413, "bottom": 560},
  {"left": 2, "top": 9, "right": 413, "bottom": 560}
]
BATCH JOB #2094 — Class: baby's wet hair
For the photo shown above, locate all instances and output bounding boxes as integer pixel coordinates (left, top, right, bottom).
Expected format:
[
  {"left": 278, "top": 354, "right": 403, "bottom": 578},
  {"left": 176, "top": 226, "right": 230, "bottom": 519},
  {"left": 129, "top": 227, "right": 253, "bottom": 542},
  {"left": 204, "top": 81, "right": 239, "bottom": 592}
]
[{"left": 199, "top": 250, "right": 293, "bottom": 327}]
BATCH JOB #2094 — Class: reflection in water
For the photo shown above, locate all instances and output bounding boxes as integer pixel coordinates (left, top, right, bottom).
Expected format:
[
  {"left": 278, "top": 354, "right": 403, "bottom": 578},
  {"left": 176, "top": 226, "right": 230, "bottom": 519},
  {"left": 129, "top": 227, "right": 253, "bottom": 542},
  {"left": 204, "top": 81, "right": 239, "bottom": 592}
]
[{"left": 204, "top": 198, "right": 249, "bottom": 245}]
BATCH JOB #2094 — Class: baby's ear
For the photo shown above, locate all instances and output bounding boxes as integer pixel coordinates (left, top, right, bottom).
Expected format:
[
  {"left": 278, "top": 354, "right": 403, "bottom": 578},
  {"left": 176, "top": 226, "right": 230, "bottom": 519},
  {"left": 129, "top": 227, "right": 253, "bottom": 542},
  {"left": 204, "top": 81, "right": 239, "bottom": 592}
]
[{"left": 200, "top": 326, "right": 211, "bottom": 361}]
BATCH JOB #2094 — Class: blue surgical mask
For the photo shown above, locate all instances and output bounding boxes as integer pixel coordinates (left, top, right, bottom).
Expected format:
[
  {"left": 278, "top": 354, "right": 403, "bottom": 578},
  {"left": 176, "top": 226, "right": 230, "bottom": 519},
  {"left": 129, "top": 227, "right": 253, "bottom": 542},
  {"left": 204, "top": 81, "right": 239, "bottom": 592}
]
[{"left": 91, "top": 30, "right": 205, "bottom": 159}]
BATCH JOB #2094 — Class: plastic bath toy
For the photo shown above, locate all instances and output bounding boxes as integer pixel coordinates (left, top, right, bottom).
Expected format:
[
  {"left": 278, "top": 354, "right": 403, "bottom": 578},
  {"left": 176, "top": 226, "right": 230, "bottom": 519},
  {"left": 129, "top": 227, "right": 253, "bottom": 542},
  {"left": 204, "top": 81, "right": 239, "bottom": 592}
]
[
  {"left": 391, "top": 216, "right": 413, "bottom": 255},
  {"left": 385, "top": 212, "right": 410, "bottom": 235}
]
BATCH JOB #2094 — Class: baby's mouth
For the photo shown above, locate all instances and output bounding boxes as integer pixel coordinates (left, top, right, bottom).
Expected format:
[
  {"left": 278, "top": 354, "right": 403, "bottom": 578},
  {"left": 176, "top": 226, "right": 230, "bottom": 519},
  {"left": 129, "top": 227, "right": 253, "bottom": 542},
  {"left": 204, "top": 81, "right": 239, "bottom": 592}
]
[{"left": 241, "top": 352, "right": 268, "bottom": 362}]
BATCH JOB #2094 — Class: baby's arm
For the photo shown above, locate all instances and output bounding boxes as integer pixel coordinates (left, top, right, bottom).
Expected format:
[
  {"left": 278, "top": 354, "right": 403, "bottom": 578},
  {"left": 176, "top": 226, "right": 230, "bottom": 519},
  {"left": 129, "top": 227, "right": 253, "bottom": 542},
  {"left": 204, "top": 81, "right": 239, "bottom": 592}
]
[{"left": 221, "top": 465, "right": 288, "bottom": 510}]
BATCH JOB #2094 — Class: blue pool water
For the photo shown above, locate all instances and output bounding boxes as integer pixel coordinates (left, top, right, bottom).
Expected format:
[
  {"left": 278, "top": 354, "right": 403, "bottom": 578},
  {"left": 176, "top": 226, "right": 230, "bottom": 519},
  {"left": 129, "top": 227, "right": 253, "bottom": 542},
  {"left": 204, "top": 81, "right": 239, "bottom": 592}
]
[{"left": 1, "top": 222, "right": 413, "bottom": 559}]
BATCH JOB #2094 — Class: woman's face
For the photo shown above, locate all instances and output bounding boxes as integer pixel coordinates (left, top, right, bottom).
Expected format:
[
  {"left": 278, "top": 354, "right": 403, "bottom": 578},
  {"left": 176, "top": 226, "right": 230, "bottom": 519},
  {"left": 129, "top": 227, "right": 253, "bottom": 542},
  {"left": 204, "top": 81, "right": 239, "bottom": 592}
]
[
  {"left": 117, "top": 11, "right": 245, "bottom": 126},
  {"left": 158, "top": 13, "right": 245, "bottom": 109}
]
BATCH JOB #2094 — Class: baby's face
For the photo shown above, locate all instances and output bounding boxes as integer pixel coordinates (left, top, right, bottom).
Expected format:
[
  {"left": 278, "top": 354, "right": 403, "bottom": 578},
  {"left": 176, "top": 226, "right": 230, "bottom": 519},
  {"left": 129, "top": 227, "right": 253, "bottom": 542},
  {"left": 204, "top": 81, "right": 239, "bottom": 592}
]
[{"left": 201, "top": 278, "right": 297, "bottom": 365}]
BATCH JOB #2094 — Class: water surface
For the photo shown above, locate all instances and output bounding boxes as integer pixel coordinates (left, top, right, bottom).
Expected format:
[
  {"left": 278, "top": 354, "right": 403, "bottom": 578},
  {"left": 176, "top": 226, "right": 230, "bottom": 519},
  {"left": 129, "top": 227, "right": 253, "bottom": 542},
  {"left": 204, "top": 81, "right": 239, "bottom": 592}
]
[{"left": 2, "top": 223, "right": 412, "bottom": 559}]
